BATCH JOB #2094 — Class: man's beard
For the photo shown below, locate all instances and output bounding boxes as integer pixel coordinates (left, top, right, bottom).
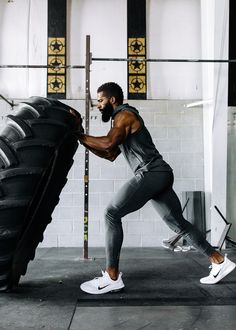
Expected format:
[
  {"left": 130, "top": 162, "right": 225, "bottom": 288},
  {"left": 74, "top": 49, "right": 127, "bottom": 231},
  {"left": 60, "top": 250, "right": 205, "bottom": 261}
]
[{"left": 101, "top": 103, "right": 114, "bottom": 122}]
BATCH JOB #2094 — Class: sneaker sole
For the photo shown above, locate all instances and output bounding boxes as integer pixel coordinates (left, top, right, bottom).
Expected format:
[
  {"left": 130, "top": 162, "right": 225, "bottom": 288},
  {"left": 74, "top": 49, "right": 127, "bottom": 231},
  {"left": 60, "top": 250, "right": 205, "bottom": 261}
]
[{"left": 80, "top": 283, "right": 125, "bottom": 295}]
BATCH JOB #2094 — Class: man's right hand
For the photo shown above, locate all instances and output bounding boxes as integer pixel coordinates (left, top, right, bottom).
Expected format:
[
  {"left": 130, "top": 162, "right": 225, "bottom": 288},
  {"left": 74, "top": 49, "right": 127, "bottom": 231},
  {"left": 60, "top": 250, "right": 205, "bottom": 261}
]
[{"left": 69, "top": 108, "right": 84, "bottom": 134}]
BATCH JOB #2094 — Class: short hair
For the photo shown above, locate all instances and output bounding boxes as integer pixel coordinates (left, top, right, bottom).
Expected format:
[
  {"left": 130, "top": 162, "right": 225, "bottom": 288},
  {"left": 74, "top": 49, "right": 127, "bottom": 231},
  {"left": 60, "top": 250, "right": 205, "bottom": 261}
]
[{"left": 97, "top": 82, "right": 124, "bottom": 104}]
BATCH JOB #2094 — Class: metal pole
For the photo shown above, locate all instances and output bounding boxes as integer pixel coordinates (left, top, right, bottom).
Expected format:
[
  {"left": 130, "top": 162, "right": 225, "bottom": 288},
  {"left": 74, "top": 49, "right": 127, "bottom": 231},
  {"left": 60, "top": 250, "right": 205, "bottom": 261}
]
[
  {"left": 92, "top": 57, "right": 236, "bottom": 63},
  {"left": 83, "top": 35, "right": 91, "bottom": 259},
  {"left": 1, "top": 58, "right": 236, "bottom": 69},
  {"left": 0, "top": 65, "right": 85, "bottom": 69},
  {"left": 0, "top": 58, "right": 236, "bottom": 69}
]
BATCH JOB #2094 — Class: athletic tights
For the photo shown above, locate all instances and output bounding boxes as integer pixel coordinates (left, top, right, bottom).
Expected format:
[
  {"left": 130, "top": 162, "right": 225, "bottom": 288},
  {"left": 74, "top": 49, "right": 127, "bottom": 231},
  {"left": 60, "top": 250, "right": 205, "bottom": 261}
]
[{"left": 104, "top": 170, "right": 215, "bottom": 269}]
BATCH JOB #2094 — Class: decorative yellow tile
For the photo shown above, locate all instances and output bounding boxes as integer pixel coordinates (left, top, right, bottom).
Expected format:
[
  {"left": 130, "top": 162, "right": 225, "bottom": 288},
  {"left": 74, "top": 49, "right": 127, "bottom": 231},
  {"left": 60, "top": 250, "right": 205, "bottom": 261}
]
[
  {"left": 48, "top": 37, "right": 65, "bottom": 55},
  {"left": 128, "top": 38, "right": 146, "bottom": 55},
  {"left": 48, "top": 55, "right": 65, "bottom": 74},
  {"left": 48, "top": 75, "right": 65, "bottom": 93},
  {"left": 128, "top": 56, "right": 146, "bottom": 74},
  {"left": 129, "top": 75, "right": 146, "bottom": 93}
]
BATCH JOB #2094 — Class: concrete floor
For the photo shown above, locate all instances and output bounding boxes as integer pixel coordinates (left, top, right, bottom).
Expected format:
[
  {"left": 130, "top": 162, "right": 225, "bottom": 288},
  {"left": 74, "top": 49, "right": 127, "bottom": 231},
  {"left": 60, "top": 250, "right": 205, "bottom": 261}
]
[{"left": 0, "top": 247, "right": 236, "bottom": 330}]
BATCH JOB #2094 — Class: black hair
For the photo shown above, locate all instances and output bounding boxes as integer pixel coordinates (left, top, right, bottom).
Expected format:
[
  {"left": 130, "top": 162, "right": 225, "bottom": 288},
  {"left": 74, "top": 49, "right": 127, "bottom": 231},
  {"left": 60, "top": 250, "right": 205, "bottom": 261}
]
[{"left": 97, "top": 82, "right": 124, "bottom": 105}]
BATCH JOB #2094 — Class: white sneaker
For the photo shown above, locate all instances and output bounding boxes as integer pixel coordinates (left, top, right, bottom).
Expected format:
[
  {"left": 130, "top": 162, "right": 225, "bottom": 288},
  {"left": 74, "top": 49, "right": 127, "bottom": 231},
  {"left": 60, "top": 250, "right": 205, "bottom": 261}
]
[
  {"left": 200, "top": 255, "right": 236, "bottom": 284},
  {"left": 80, "top": 270, "right": 125, "bottom": 294}
]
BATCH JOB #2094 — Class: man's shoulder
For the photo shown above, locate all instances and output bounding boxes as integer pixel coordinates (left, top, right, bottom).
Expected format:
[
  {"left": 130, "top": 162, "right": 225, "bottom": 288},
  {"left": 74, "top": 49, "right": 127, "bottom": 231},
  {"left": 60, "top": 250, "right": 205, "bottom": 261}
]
[
  {"left": 113, "top": 111, "right": 138, "bottom": 128},
  {"left": 115, "top": 108, "right": 138, "bottom": 120}
]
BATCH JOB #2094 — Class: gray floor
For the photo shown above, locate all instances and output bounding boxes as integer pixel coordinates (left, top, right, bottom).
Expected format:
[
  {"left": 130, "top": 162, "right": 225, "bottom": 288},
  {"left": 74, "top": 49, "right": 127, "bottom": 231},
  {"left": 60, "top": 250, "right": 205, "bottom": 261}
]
[{"left": 0, "top": 247, "right": 236, "bottom": 330}]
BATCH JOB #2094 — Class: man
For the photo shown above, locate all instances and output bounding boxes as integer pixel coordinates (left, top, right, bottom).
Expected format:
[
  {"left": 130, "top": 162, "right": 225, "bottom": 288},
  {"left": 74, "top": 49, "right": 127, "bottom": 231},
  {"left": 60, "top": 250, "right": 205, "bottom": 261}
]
[{"left": 76, "top": 82, "right": 235, "bottom": 294}]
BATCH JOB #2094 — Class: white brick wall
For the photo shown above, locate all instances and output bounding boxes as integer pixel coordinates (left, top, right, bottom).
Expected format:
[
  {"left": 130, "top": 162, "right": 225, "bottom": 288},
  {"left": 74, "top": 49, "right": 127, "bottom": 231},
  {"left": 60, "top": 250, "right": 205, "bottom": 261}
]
[{"left": 0, "top": 99, "right": 204, "bottom": 248}]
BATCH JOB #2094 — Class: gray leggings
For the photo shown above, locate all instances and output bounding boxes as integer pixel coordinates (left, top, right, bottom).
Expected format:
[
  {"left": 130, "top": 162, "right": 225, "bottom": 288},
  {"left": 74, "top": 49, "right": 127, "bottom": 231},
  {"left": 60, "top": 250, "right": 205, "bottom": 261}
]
[{"left": 104, "top": 170, "right": 215, "bottom": 269}]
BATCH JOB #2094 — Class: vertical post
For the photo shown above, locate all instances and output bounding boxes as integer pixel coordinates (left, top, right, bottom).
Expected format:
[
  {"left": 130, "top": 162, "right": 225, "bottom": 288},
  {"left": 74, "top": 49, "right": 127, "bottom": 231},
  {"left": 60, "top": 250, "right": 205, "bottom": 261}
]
[
  {"left": 83, "top": 35, "right": 91, "bottom": 259},
  {"left": 201, "top": 0, "right": 229, "bottom": 247},
  {"left": 47, "top": 0, "right": 67, "bottom": 99},
  {"left": 127, "top": 0, "right": 147, "bottom": 99}
]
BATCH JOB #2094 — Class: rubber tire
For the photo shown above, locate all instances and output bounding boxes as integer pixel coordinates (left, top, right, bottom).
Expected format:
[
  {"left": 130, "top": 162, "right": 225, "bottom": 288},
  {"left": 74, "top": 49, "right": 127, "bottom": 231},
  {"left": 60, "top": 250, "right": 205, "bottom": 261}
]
[{"left": 0, "top": 97, "right": 80, "bottom": 291}]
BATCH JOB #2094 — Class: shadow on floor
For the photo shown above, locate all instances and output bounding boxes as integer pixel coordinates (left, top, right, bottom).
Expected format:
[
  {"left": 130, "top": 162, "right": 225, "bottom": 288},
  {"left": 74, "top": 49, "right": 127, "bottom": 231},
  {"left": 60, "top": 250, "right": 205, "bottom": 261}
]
[{"left": 0, "top": 247, "right": 235, "bottom": 329}]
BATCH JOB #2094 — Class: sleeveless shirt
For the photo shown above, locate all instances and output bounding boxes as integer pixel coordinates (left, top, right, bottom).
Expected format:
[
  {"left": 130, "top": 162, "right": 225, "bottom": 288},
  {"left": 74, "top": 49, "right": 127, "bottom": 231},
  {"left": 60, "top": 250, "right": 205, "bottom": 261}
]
[{"left": 112, "top": 104, "right": 172, "bottom": 174}]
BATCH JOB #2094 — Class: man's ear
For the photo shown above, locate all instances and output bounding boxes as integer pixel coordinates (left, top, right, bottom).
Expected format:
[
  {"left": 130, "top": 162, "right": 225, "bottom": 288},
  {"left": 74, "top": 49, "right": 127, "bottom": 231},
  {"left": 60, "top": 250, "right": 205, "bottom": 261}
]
[{"left": 110, "top": 96, "right": 116, "bottom": 104}]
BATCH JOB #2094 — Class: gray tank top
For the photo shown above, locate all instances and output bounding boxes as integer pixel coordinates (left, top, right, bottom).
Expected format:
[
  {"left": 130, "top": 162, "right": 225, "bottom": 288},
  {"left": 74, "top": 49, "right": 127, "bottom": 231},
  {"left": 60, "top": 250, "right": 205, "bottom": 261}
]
[{"left": 112, "top": 104, "right": 172, "bottom": 174}]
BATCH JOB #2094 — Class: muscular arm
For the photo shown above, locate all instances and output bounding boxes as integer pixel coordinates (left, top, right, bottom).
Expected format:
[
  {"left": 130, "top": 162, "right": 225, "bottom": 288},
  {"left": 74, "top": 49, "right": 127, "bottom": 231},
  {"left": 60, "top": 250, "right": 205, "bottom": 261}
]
[
  {"left": 77, "top": 111, "right": 139, "bottom": 161},
  {"left": 84, "top": 145, "right": 121, "bottom": 161}
]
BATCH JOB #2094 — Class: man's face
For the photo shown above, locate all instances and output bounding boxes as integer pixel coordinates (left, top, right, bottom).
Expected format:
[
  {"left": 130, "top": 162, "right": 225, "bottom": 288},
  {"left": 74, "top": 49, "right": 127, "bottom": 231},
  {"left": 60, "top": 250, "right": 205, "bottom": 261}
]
[{"left": 97, "top": 92, "right": 114, "bottom": 122}]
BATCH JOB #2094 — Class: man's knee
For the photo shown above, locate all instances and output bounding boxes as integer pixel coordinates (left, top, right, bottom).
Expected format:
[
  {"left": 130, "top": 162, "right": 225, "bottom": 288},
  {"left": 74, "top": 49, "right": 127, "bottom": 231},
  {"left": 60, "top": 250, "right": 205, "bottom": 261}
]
[{"left": 104, "top": 205, "right": 120, "bottom": 225}]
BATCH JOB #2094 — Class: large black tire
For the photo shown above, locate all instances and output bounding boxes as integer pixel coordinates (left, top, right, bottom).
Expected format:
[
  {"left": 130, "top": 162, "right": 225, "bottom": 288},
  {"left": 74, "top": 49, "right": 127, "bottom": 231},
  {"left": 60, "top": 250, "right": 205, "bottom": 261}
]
[{"left": 0, "top": 97, "right": 81, "bottom": 292}]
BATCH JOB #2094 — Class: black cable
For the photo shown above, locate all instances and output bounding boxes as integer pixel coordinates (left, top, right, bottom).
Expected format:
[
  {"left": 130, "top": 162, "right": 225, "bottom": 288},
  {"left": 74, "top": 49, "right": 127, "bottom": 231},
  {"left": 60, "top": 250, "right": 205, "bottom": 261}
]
[
  {"left": 0, "top": 94, "right": 16, "bottom": 109},
  {"left": 66, "top": 299, "right": 78, "bottom": 330}
]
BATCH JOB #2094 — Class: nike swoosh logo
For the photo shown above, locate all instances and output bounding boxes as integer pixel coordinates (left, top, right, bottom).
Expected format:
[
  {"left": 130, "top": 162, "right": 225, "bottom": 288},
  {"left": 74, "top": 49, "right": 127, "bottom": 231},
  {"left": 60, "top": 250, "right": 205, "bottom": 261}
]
[
  {"left": 213, "top": 270, "right": 221, "bottom": 278},
  {"left": 98, "top": 284, "right": 110, "bottom": 290}
]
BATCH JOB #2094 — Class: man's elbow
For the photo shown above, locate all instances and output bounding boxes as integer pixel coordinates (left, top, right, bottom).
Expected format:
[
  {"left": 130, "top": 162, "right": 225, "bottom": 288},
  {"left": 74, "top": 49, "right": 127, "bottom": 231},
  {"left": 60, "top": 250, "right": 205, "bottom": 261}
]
[
  {"left": 107, "top": 155, "right": 117, "bottom": 162},
  {"left": 104, "top": 152, "right": 117, "bottom": 162},
  {"left": 104, "top": 148, "right": 120, "bottom": 162}
]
